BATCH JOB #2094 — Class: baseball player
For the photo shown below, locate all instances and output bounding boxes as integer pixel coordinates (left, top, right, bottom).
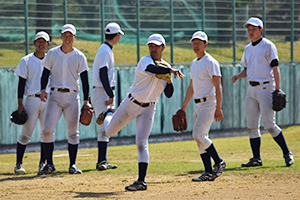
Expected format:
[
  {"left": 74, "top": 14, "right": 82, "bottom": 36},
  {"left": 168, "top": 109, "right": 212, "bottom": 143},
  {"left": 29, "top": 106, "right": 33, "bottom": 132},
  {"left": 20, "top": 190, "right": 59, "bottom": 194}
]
[
  {"left": 231, "top": 17, "right": 294, "bottom": 167},
  {"left": 179, "top": 31, "right": 226, "bottom": 181},
  {"left": 90, "top": 22, "right": 123, "bottom": 170},
  {"left": 38, "top": 24, "right": 90, "bottom": 175},
  {"left": 98, "top": 34, "right": 184, "bottom": 191},
  {"left": 13, "top": 31, "right": 50, "bottom": 174}
]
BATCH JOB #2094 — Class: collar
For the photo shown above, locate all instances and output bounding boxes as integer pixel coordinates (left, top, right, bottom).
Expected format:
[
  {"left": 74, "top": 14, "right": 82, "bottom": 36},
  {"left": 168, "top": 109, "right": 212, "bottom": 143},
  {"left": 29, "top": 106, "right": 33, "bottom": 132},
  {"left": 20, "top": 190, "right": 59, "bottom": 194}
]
[
  {"left": 104, "top": 41, "right": 113, "bottom": 49},
  {"left": 252, "top": 38, "right": 262, "bottom": 46}
]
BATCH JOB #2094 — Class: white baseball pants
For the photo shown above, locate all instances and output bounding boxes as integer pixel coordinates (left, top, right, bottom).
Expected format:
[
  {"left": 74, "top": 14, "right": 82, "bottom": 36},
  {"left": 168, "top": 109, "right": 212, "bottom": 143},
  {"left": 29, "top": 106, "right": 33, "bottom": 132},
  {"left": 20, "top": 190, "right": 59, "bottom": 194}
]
[
  {"left": 245, "top": 81, "right": 281, "bottom": 138},
  {"left": 42, "top": 90, "right": 80, "bottom": 144},
  {"left": 106, "top": 95, "right": 155, "bottom": 163},
  {"left": 18, "top": 96, "right": 47, "bottom": 145}
]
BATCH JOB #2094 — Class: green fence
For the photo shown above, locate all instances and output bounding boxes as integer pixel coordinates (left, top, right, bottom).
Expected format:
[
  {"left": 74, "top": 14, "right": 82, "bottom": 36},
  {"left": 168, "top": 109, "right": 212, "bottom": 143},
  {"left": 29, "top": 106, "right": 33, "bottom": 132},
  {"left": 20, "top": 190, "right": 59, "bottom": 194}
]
[
  {"left": 1, "top": 64, "right": 299, "bottom": 146},
  {"left": 1, "top": 0, "right": 300, "bottom": 68}
]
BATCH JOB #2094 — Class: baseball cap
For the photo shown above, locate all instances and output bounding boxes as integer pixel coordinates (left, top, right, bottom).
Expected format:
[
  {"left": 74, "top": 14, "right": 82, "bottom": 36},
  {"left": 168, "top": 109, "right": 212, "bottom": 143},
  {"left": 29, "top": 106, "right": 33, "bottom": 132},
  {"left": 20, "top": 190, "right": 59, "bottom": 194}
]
[
  {"left": 146, "top": 34, "right": 166, "bottom": 46},
  {"left": 35, "top": 31, "right": 50, "bottom": 42},
  {"left": 190, "top": 31, "right": 208, "bottom": 42},
  {"left": 243, "top": 17, "right": 263, "bottom": 28},
  {"left": 61, "top": 24, "right": 76, "bottom": 35},
  {"left": 105, "top": 22, "right": 124, "bottom": 35}
]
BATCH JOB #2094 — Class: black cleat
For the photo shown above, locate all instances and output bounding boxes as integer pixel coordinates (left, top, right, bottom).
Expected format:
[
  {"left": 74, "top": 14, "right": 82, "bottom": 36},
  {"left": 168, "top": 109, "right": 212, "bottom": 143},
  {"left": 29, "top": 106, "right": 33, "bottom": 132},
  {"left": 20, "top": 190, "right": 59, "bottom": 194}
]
[
  {"left": 125, "top": 180, "right": 147, "bottom": 191},
  {"left": 241, "top": 158, "right": 263, "bottom": 167}
]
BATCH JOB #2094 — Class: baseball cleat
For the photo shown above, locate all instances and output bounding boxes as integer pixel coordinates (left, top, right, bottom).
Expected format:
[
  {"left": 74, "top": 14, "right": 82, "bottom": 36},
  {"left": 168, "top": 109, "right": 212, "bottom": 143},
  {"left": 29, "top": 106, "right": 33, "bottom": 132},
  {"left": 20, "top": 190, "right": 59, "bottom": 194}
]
[
  {"left": 125, "top": 180, "right": 147, "bottom": 191},
  {"left": 14, "top": 163, "right": 26, "bottom": 174},
  {"left": 213, "top": 159, "right": 226, "bottom": 177},
  {"left": 96, "top": 108, "right": 115, "bottom": 125},
  {"left": 284, "top": 151, "right": 294, "bottom": 167},
  {"left": 69, "top": 164, "right": 82, "bottom": 174},
  {"left": 37, "top": 164, "right": 56, "bottom": 175},
  {"left": 241, "top": 158, "right": 263, "bottom": 167},
  {"left": 192, "top": 172, "right": 215, "bottom": 182},
  {"left": 38, "top": 162, "right": 46, "bottom": 171},
  {"left": 96, "top": 160, "right": 118, "bottom": 170}
]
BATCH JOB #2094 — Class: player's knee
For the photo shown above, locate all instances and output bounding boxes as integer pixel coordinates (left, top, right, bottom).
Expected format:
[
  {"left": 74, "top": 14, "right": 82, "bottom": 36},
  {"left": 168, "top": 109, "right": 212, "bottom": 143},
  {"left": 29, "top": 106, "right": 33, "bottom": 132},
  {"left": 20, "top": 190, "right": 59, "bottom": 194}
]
[
  {"left": 266, "top": 126, "right": 281, "bottom": 137},
  {"left": 248, "top": 128, "right": 260, "bottom": 138},
  {"left": 193, "top": 133, "right": 211, "bottom": 149},
  {"left": 68, "top": 133, "right": 79, "bottom": 145},
  {"left": 18, "top": 135, "right": 31, "bottom": 145}
]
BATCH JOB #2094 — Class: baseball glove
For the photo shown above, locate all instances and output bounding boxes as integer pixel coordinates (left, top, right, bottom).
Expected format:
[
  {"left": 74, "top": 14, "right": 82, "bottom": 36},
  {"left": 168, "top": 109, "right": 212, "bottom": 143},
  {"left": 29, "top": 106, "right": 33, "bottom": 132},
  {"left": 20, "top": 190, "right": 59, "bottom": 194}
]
[
  {"left": 172, "top": 109, "right": 187, "bottom": 132},
  {"left": 272, "top": 89, "right": 286, "bottom": 111},
  {"left": 79, "top": 104, "right": 94, "bottom": 126},
  {"left": 155, "top": 60, "right": 171, "bottom": 81},
  {"left": 10, "top": 110, "right": 28, "bottom": 125}
]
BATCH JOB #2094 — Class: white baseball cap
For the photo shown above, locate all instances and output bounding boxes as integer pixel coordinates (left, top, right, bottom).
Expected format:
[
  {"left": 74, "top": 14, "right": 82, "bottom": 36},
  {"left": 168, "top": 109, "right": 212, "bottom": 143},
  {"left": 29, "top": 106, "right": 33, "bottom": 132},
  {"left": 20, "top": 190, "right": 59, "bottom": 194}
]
[
  {"left": 105, "top": 22, "right": 124, "bottom": 35},
  {"left": 61, "top": 24, "right": 76, "bottom": 35},
  {"left": 146, "top": 34, "right": 166, "bottom": 46},
  {"left": 243, "top": 17, "right": 263, "bottom": 28},
  {"left": 35, "top": 31, "right": 50, "bottom": 42},
  {"left": 190, "top": 31, "right": 208, "bottom": 42}
]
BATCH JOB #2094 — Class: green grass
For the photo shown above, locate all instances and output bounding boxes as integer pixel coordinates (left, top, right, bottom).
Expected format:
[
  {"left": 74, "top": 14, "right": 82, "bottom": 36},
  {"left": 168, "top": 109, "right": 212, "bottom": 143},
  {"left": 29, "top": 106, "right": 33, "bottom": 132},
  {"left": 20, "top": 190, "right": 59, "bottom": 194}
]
[
  {"left": 1, "top": 38, "right": 300, "bottom": 68},
  {"left": 0, "top": 125, "right": 299, "bottom": 176}
]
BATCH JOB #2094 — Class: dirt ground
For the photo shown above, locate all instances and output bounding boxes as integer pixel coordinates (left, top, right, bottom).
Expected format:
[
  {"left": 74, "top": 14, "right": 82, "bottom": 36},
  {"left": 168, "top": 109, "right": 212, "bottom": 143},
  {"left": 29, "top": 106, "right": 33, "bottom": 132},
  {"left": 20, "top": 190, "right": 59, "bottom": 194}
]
[{"left": 0, "top": 171, "right": 299, "bottom": 200}]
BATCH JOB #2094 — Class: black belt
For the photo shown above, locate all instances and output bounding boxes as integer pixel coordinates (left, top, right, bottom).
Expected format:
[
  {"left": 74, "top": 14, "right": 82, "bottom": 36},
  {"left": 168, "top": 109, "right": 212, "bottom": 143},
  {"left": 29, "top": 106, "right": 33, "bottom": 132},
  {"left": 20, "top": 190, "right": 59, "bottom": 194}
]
[
  {"left": 249, "top": 81, "right": 269, "bottom": 87},
  {"left": 28, "top": 94, "right": 41, "bottom": 98},
  {"left": 93, "top": 86, "right": 115, "bottom": 90},
  {"left": 128, "top": 93, "right": 155, "bottom": 108},
  {"left": 194, "top": 97, "right": 206, "bottom": 104},
  {"left": 51, "top": 88, "right": 77, "bottom": 93}
]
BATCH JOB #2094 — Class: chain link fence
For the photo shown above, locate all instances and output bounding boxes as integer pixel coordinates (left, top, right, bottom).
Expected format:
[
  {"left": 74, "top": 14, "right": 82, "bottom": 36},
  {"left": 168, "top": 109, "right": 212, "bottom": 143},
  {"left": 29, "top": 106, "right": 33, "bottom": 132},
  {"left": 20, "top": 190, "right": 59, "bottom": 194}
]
[{"left": 0, "top": 0, "right": 299, "bottom": 68}]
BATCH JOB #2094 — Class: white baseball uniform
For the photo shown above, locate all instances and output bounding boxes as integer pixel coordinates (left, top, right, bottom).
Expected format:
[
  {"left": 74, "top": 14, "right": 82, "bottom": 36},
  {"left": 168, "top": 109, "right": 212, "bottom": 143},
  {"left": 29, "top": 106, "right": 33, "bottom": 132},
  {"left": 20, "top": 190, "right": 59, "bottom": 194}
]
[
  {"left": 105, "top": 55, "right": 169, "bottom": 163},
  {"left": 42, "top": 46, "right": 89, "bottom": 144},
  {"left": 14, "top": 53, "right": 50, "bottom": 145},
  {"left": 241, "top": 38, "right": 281, "bottom": 138},
  {"left": 190, "top": 53, "right": 221, "bottom": 154},
  {"left": 91, "top": 42, "right": 116, "bottom": 142}
]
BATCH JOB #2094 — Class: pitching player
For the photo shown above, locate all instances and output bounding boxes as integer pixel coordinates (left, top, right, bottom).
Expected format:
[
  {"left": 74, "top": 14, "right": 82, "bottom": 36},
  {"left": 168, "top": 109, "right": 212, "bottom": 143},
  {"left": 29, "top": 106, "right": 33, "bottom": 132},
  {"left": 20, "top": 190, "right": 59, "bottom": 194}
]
[
  {"left": 180, "top": 31, "right": 226, "bottom": 181},
  {"left": 13, "top": 31, "right": 50, "bottom": 174},
  {"left": 38, "top": 24, "right": 90, "bottom": 175},
  {"left": 231, "top": 17, "right": 294, "bottom": 167},
  {"left": 98, "top": 34, "right": 184, "bottom": 191},
  {"left": 90, "top": 22, "right": 123, "bottom": 170}
]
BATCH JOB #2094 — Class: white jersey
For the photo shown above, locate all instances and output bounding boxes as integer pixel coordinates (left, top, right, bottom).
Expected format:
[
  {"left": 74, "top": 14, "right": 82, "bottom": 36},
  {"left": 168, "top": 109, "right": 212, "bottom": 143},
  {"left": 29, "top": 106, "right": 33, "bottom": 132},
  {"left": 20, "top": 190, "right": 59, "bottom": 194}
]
[
  {"left": 241, "top": 38, "right": 278, "bottom": 82},
  {"left": 190, "top": 53, "right": 221, "bottom": 99},
  {"left": 15, "top": 53, "right": 50, "bottom": 96},
  {"left": 129, "top": 55, "right": 169, "bottom": 103},
  {"left": 92, "top": 42, "right": 116, "bottom": 87},
  {"left": 42, "top": 46, "right": 89, "bottom": 91}
]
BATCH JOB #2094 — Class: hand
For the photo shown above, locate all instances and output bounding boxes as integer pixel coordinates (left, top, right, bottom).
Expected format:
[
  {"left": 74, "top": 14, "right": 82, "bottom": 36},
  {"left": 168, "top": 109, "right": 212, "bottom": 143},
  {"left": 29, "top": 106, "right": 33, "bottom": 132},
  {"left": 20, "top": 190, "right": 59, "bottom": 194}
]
[
  {"left": 17, "top": 104, "right": 26, "bottom": 115},
  {"left": 214, "top": 108, "right": 223, "bottom": 122},
  {"left": 231, "top": 75, "right": 238, "bottom": 83},
  {"left": 83, "top": 100, "right": 92, "bottom": 109},
  {"left": 170, "top": 68, "right": 185, "bottom": 79},
  {"left": 40, "top": 90, "right": 48, "bottom": 102},
  {"left": 105, "top": 97, "right": 114, "bottom": 106}
]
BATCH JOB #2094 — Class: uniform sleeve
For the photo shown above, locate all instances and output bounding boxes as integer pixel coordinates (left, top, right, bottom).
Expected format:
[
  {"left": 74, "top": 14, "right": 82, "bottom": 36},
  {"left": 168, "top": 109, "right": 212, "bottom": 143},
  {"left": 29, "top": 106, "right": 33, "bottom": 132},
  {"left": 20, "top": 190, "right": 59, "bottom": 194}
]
[
  {"left": 240, "top": 50, "right": 247, "bottom": 68},
  {"left": 207, "top": 60, "right": 221, "bottom": 78},
  {"left": 42, "top": 50, "right": 53, "bottom": 70},
  {"left": 267, "top": 42, "right": 279, "bottom": 64},
  {"left": 96, "top": 51, "right": 111, "bottom": 70},
  {"left": 15, "top": 58, "right": 28, "bottom": 79},
  {"left": 78, "top": 53, "right": 89, "bottom": 74}
]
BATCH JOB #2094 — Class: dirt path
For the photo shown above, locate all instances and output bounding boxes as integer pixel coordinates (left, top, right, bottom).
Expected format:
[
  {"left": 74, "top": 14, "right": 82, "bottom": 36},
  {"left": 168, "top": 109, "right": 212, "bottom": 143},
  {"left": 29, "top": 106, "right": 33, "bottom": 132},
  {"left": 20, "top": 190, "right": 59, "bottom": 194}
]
[{"left": 0, "top": 171, "right": 299, "bottom": 199}]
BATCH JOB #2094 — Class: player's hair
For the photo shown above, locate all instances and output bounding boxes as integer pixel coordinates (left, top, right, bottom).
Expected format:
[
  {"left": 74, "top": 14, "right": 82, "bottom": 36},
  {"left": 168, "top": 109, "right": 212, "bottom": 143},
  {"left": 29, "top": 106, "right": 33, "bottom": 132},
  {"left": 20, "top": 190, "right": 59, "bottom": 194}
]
[{"left": 105, "top": 33, "right": 118, "bottom": 41}]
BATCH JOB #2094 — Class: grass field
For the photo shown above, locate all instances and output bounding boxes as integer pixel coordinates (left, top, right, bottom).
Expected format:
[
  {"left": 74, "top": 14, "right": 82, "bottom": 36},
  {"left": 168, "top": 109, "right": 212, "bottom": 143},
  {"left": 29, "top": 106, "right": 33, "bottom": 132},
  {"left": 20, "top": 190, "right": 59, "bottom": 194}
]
[
  {"left": 1, "top": 38, "right": 300, "bottom": 68},
  {"left": 0, "top": 126, "right": 299, "bottom": 199}
]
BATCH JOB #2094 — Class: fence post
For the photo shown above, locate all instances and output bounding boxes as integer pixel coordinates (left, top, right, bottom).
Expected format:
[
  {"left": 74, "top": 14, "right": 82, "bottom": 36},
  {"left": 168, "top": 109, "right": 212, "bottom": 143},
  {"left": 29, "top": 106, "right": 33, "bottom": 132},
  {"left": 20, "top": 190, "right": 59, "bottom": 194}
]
[
  {"left": 24, "top": 0, "right": 29, "bottom": 55},
  {"left": 170, "top": 0, "right": 174, "bottom": 65},
  {"left": 136, "top": 0, "right": 140, "bottom": 62},
  {"left": 101, "top": 0, "right": 104, "bottom": 43},
  {"left": 263, "top": 0, "right": 266, "bottom": 37},
  {"left": 232, "top": 0, "right": 236, "bottom": 65},
  {"left": 63, "top": 0, "right": 67, "bottom": 24},
  {"left": 291, "top": 0, "right": 294, "bottom": 64},
  {"left": 201, "top": 0, "right": 205, "bottom": 31}
]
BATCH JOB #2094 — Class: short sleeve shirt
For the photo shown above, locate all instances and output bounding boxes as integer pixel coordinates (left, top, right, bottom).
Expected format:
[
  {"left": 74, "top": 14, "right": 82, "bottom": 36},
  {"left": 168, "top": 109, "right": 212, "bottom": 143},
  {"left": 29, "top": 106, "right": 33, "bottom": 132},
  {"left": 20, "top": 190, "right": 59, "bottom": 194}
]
[
  {"left": 190, "top": 53, "right": 221, "bottom": 99},
  {"left": 129, "top": 55, "right": 169, "bottom": 103},
  {"left": 15, "top": 53, "right": 50, "bottom": 96},
  {"left": 92, "top": 43, "right": 116, "bottom": 87},
  {"left": 240, "top": 38, "right": 278, "bottom": 82},
  {"left": 42, "top": 46, "right": 89, "bottom": 91}
]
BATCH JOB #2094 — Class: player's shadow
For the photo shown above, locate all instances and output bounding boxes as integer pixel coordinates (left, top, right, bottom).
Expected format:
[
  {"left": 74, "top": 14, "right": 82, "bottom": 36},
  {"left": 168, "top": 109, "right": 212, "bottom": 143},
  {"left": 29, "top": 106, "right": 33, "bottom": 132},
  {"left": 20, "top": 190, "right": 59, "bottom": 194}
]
[{"left": 65, "top": 191, "right": 124, "bottom": 198}]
